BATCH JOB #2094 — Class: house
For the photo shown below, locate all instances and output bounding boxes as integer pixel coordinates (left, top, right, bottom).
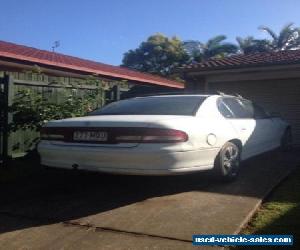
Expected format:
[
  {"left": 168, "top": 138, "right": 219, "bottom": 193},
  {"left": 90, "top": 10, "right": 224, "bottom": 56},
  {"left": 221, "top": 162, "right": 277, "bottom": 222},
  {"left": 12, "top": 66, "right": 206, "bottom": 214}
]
[
  {"left": 0, "top": 40, "right": 183, "bottom": 97},
  {"left": 181, "top": 50, "right": 300, "bottom": 145},
  {"left": 0, "top": 40, "right": 183, "bottom": 159}
]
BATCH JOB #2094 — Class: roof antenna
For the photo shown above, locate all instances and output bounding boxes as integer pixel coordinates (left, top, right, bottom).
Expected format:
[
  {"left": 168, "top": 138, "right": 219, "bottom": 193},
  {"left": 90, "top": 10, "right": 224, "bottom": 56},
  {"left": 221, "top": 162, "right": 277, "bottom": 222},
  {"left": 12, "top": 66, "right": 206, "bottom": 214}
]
[
  {"left": 235, "top": 93, "right": 244, "bottom": 98},
  {"left": 217, "top": 91, "right": 226, "bottom": 96},
  {"left": 51, "top": 41, "right": 60, "bottom": 52}
]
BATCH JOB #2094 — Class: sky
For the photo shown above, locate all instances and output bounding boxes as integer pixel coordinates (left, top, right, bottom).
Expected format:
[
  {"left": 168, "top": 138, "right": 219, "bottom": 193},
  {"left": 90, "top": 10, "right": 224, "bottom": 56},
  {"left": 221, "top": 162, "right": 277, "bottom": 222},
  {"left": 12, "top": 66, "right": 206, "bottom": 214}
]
[{"left": 0, "top": 0, "right": 300, "bottom": 66}]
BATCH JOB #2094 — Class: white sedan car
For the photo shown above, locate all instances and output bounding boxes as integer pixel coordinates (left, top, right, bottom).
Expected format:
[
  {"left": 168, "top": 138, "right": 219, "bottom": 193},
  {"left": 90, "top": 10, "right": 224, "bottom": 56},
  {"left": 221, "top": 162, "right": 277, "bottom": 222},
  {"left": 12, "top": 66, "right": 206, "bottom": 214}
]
[{"left": 38, "top": 94, "right": 291, "bottom": 181}]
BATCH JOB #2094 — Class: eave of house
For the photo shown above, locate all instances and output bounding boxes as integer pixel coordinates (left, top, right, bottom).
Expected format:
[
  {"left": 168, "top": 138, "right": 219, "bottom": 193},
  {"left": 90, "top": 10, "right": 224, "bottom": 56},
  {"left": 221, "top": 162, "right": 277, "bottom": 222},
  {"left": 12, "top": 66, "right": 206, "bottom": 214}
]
[
  {"left": 184, "top": 63, "right": 300, "bottom": 83},
  {"left": 0, "top": 54, "right": 184, "bottom": 89},
  {"left": 184, "top": 63, "right": 300, "bottom": 77}
]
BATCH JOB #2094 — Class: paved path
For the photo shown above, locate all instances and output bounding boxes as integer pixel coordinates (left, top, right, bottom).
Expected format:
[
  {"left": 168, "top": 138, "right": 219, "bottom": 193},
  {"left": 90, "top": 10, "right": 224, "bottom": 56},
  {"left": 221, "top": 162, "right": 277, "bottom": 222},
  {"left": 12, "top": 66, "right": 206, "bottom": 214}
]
[{"left": 0, "top": 150, "right": 299, "bottom": 249}]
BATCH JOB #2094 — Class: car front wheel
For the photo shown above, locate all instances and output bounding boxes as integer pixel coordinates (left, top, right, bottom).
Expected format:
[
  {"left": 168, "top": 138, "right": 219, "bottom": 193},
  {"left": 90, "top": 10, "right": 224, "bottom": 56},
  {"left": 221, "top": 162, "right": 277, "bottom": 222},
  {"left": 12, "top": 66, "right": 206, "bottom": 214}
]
[{"left": 214, "top": 142, "right": 241, "bottom": 182}]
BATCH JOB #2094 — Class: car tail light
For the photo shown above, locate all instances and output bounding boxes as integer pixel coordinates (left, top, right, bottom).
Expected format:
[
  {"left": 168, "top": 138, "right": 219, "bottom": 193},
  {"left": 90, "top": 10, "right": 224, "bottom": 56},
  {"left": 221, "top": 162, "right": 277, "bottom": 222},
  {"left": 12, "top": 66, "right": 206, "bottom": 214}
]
[
  {"left": 40, "top": 127, "right": 188, "bottom": 144},
  {"left": 114, "top": 128, "right": 188, "bottom": 143},
  {"left": 40, "top": 127, "right": 65, "bottom": 141}
]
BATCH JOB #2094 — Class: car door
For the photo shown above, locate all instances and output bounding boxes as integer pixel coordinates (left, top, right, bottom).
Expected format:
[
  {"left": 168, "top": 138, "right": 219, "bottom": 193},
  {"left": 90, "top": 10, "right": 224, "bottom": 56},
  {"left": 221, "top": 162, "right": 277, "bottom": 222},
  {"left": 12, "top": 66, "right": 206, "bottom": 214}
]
[
  {"left": 220, "top": 97, "right": 258, "bottom": 159},
  {"left": 252, "top": 103, "right": 278, "bottom": 151}
]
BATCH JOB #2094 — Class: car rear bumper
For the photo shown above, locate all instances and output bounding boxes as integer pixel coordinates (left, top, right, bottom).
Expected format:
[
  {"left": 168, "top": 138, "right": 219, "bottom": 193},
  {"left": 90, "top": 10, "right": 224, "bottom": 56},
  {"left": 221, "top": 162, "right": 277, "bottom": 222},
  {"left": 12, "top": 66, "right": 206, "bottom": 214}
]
[{"left": 38, "top": 141, "right": 219, "bottom": 175}]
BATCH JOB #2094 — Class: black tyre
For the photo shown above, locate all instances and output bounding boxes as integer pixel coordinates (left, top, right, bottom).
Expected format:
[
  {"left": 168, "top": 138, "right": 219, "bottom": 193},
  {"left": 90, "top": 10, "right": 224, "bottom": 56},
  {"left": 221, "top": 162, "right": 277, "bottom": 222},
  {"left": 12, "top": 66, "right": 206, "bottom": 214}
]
[
  {"left": 214, "top": 142, "right": 241, "bottom": 182},
  {"left": 281, "top": 128, "right": 292, "bottom": 152}
]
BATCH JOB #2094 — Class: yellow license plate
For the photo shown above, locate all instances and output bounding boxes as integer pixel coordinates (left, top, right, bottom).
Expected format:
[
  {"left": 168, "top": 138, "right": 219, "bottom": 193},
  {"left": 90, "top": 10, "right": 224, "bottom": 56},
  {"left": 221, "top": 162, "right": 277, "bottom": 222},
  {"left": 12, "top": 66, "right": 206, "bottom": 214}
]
[{"left": 73, "top": 131, "right": 108, "bottom": 142}]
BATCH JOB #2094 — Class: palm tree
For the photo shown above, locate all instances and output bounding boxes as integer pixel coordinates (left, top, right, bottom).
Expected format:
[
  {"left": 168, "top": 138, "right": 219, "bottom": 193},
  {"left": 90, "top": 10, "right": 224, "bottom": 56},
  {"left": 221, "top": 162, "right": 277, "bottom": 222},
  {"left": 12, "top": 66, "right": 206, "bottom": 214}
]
[
  {"left": 184, "top": 35, "right": 238, "bottom": 62},
  {"left": 259, "top": 23, "right": 300, "bottom": 51},
  {"left": 236, "top": 36, "right": 271, "bottom": 54}
]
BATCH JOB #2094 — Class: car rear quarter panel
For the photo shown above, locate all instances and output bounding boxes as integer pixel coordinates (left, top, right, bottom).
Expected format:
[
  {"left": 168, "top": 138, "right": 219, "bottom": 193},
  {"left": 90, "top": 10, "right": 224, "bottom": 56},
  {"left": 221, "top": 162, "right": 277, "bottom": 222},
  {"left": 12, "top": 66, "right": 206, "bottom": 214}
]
[{"left": 145, "top": 116, "right": 239, "bottom": 152}]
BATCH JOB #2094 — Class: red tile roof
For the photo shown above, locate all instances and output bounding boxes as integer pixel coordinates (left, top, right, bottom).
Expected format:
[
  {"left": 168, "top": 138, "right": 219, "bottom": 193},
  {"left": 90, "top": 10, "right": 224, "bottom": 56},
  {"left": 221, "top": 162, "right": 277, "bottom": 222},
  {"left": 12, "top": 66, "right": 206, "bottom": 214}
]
[
  {"left": 0, "top": 40, "right": 183, "bottom": 88},
  {"left": 182, "top": 50, "right": 300, "bottom": 72}
]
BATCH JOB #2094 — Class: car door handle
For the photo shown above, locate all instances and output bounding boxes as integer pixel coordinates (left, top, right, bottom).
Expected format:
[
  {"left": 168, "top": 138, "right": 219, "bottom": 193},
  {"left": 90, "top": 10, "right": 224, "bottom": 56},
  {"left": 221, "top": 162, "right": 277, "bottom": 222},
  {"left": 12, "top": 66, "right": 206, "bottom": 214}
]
[{"left": 241, "top": 128, "right": 247, "bottom": 131}]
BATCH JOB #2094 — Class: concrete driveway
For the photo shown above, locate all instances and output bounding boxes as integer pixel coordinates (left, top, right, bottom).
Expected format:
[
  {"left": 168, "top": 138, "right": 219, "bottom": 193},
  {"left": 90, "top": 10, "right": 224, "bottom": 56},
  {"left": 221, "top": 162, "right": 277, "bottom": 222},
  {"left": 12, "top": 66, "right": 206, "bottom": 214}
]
[{"left": 0, "top": 150, "right": 299, "bottom": 250}]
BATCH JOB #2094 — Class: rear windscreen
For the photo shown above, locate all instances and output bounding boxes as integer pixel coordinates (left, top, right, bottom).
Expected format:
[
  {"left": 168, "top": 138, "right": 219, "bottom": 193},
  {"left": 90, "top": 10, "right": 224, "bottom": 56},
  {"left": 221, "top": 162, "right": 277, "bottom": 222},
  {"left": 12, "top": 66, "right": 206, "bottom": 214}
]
[{"left": 89, "top": 96, "right": 206, "bottom": 116}]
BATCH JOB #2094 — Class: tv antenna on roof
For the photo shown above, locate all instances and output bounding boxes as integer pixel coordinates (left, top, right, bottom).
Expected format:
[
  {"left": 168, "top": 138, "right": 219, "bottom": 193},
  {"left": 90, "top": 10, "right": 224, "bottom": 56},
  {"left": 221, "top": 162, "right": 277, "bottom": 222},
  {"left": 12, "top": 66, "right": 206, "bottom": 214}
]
[{"left": 51, "top": 41, "right": 60, "bottom": 52}]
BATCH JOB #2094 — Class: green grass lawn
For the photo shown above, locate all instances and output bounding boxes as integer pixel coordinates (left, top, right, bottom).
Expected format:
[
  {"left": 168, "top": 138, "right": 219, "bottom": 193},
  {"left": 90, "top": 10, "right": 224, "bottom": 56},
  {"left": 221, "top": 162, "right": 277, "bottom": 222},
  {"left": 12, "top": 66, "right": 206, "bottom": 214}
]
[{"left": 232, "top": 166, "right": 300, "bottom": 249}]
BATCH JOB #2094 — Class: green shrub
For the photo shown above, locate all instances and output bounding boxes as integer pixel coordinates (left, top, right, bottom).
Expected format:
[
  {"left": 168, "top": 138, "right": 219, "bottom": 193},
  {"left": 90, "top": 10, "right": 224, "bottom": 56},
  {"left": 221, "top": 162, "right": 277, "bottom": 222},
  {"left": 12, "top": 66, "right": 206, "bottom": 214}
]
[{"left": 9, "top": 88, "right": 103, "bottom": 132}]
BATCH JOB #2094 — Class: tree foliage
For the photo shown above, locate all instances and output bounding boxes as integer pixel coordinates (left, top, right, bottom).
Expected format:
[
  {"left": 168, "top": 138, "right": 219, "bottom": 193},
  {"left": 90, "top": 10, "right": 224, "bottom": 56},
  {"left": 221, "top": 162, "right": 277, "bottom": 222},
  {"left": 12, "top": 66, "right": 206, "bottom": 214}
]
[
  {"left": 236, "top": 36, "right": 271, "bottom": 54},
  {"left": 183, "top": 35, "right": 238, "bottom": 62},
  {"left": 121, "top": 33, "right": 190, "bottom": 77},
  {"left": 237, "top": 23, "right": 300, "bottom": 54},
  {"left": 259, "top": 23, "right": 300, "bottom": 51},
  {"left": 121, "top": 24, "right": 300, "bottom": 76}
]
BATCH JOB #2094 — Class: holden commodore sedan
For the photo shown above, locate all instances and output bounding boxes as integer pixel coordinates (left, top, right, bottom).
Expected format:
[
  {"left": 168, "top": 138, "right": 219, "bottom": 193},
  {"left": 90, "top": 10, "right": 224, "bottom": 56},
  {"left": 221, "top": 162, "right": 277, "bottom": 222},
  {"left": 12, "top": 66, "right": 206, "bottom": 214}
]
[{"left": 38, "top": 94, "right": 291, "bottom": 181}]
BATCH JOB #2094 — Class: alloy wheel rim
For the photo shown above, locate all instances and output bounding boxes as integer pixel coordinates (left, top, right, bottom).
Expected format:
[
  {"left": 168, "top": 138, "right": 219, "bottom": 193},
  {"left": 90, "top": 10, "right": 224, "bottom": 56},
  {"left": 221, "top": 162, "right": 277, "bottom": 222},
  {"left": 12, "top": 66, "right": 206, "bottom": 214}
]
[{"left": 223, "top": 146, "right": 239, "bottom": 174}]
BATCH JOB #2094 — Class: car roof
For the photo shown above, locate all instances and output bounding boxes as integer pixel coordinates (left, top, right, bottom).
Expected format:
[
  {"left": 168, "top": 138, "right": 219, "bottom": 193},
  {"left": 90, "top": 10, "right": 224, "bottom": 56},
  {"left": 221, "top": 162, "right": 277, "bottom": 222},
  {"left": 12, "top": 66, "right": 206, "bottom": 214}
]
[
  {"left": 125, "top": 94, "right": 250, "bottom": 102},
  {"left": 131, "top": 94, "right": 237, "bottom": 99},
  {"left": 132, "top": 94, "right": 210, "bottom": 98},
  {"left": 141, "top": 94, "right": 210, "bottom": 97}
]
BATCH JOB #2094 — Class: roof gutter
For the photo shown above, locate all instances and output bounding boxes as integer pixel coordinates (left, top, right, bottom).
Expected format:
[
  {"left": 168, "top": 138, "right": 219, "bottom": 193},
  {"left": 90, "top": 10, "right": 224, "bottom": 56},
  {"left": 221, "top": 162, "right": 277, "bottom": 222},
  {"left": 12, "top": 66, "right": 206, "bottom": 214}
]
[
  {"left": 182, "top": 63, "right": 300, "bottom": 77},
  {"left": 0, "top": 53, "right": 184, "bottom": 89}
]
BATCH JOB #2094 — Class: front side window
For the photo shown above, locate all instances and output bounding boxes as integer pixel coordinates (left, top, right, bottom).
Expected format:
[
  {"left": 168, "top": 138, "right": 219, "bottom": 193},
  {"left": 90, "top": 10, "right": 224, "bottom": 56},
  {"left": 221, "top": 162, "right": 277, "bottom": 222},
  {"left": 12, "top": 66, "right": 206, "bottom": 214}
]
[
  {"left": 253, "top": 104, "right": 269, "bottom": 119},
  {"left": 89, "top": 96, "right": 207, "bottom": 116},
  {"left": 240, "top": 100, "right": 255, "bottom": 118}
]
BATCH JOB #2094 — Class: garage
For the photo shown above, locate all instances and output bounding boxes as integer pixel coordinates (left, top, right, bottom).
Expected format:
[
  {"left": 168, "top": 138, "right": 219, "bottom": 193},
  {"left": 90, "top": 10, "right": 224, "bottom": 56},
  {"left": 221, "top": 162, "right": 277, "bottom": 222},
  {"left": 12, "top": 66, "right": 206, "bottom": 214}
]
[{"left": 182, "top": 50, "right": 300, "bottom": 145}]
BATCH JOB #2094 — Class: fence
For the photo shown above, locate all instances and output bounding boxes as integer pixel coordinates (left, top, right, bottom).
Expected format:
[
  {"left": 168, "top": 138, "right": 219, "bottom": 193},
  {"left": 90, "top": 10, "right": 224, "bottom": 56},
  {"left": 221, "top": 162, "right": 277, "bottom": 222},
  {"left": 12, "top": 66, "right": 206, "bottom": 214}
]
[
  {"left": 0, "top": 72, "right": 126, "bottom": 162},
  {"left": 0, "top": 75, "right": 9, "bottom": 164}
]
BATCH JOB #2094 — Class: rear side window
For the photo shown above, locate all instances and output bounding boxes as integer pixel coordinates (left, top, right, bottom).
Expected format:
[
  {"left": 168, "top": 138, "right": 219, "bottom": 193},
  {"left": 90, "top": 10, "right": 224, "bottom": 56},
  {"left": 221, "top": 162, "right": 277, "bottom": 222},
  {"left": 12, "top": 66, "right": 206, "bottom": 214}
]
[
  {"left": 217, "top": 100, "right": 235, "bottom": 118},
  {"left": 221, "top": 98, "right": 252, "bottom": 119}
]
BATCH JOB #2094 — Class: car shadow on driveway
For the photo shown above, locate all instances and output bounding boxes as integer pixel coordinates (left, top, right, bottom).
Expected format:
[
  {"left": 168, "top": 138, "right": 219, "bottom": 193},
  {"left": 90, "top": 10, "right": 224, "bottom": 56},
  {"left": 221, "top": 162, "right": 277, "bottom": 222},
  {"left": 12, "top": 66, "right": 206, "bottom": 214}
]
[{"left": 0, "top": 149, "right": 299, "bottom": 235}]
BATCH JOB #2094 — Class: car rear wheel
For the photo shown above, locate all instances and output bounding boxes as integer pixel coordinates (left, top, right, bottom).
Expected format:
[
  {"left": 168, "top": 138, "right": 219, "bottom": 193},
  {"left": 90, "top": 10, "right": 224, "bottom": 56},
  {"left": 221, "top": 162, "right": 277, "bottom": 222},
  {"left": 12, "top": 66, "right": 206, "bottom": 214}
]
[
  {"left": 281, "top": 128, "right": 292, "bottom": 152},
  {"left": 214, "top": 142, "right": 240, "bottom": 182}
]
